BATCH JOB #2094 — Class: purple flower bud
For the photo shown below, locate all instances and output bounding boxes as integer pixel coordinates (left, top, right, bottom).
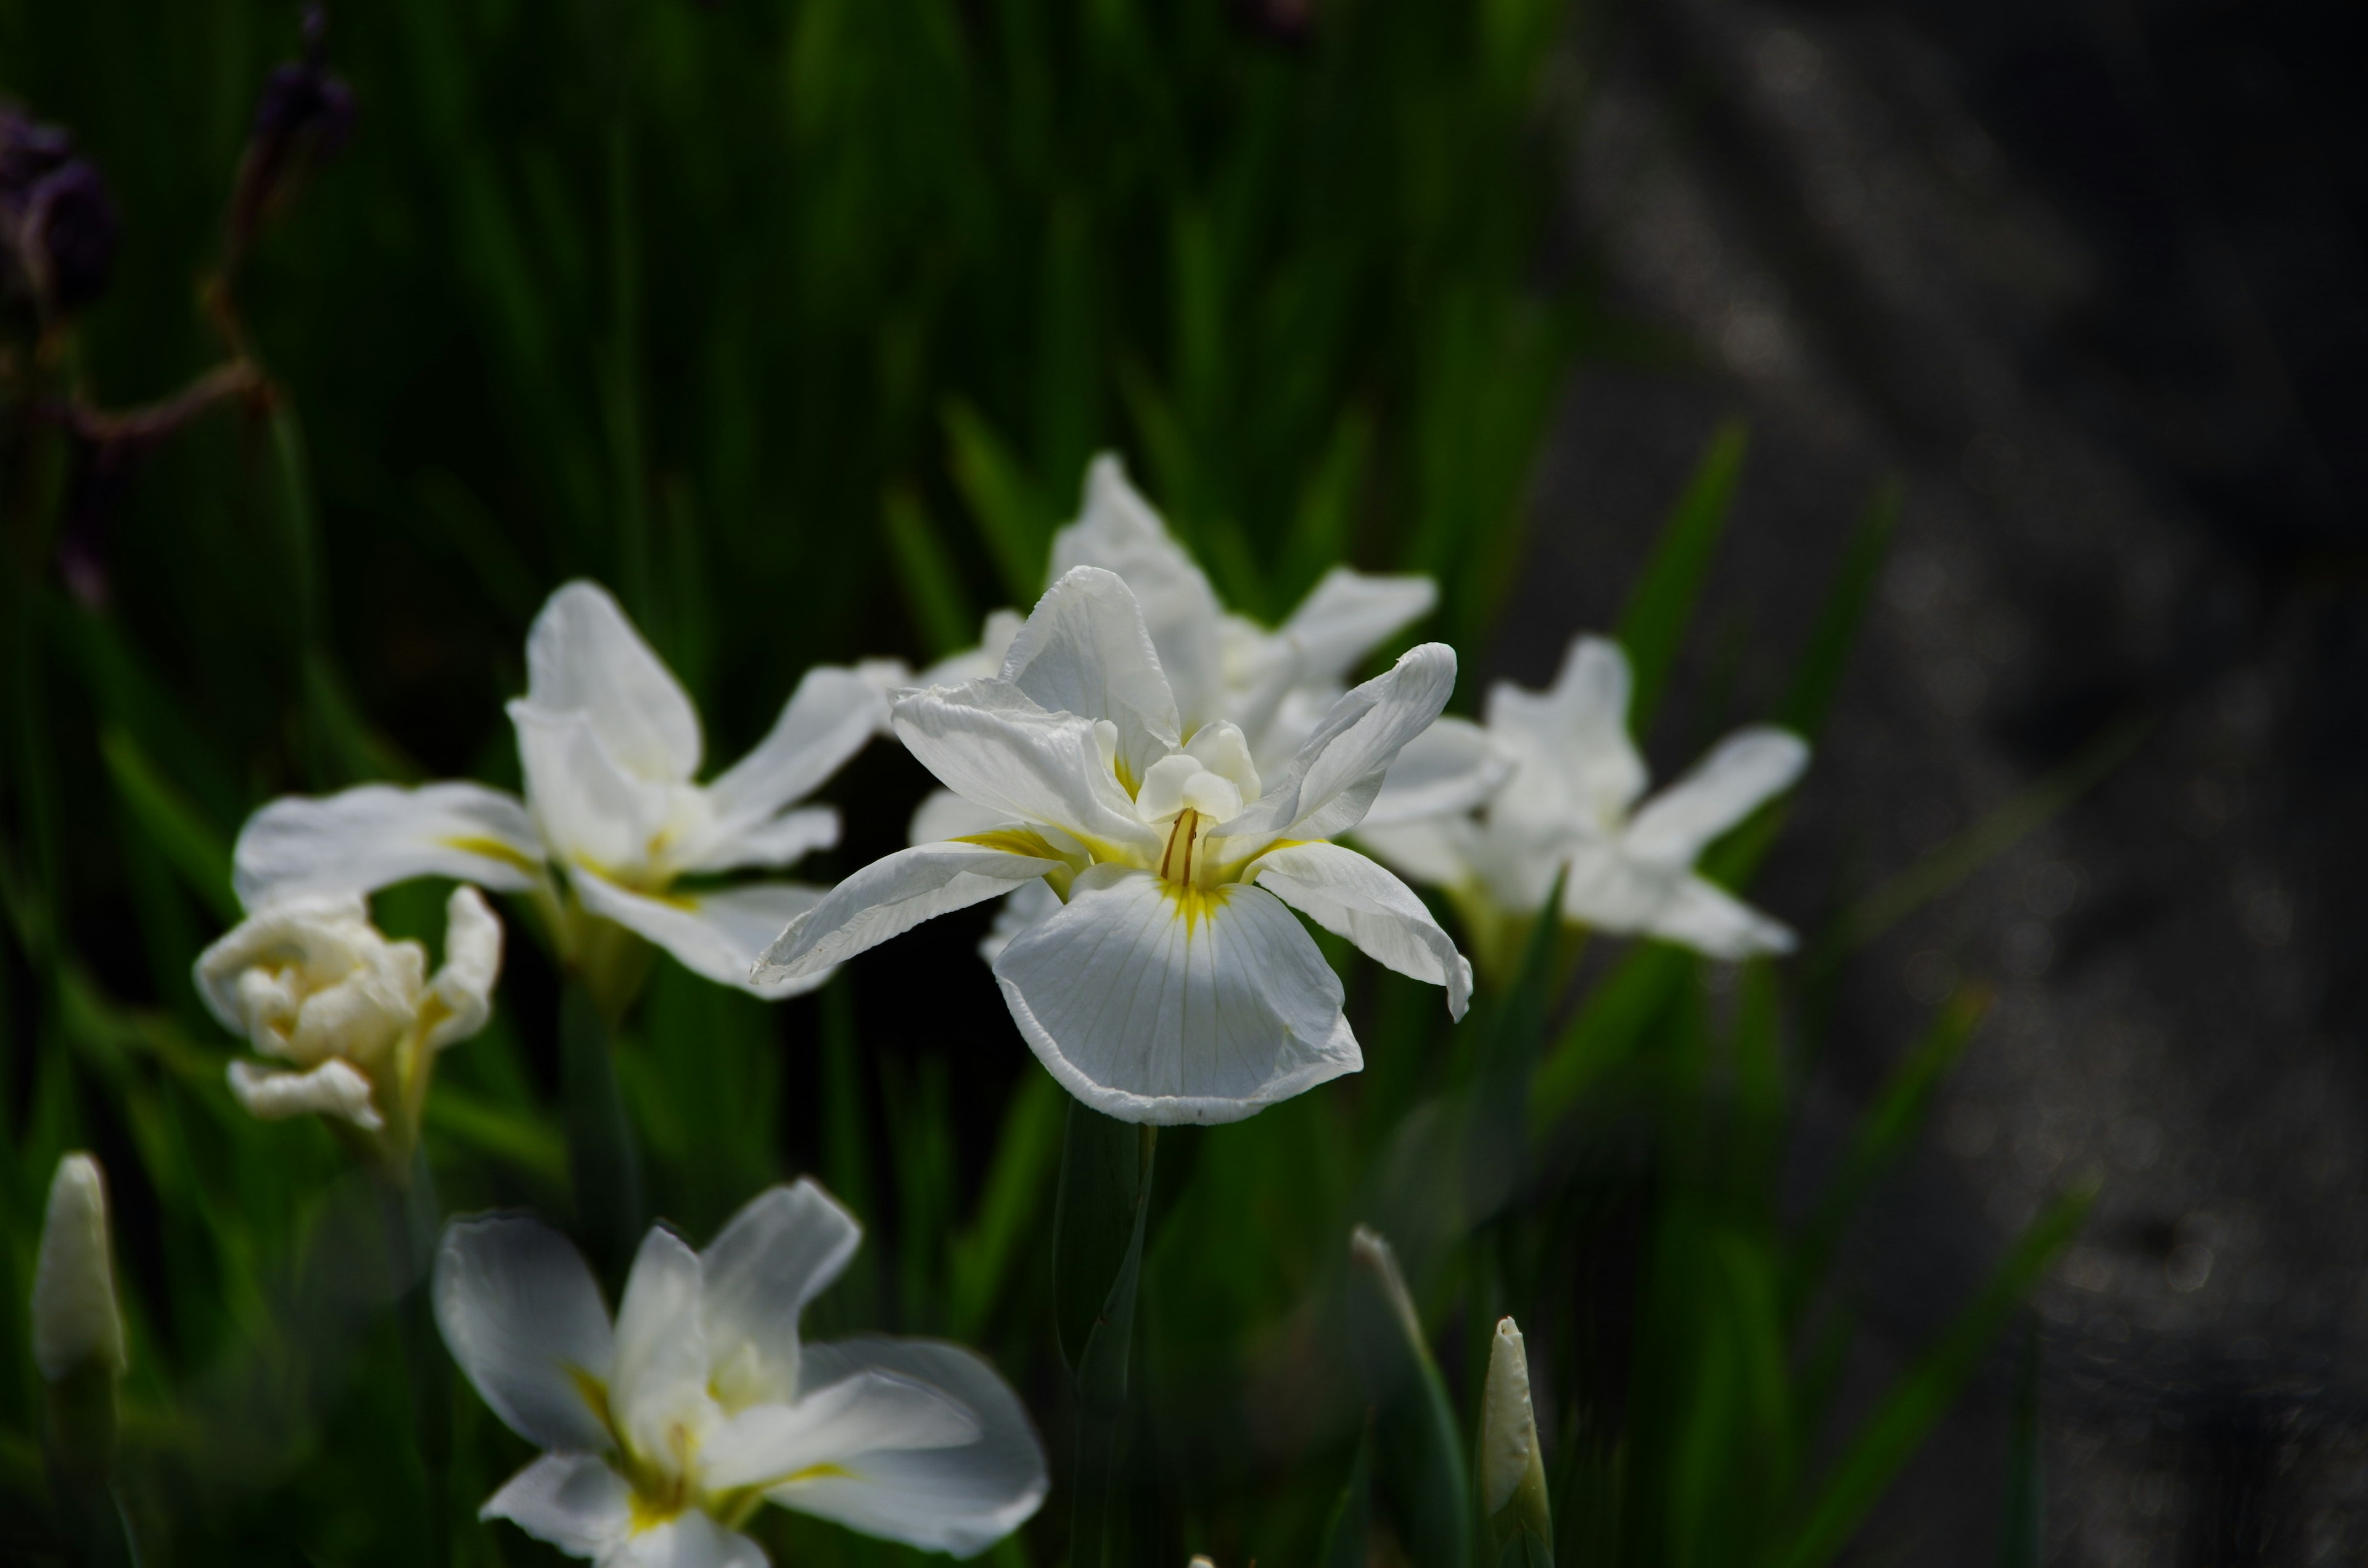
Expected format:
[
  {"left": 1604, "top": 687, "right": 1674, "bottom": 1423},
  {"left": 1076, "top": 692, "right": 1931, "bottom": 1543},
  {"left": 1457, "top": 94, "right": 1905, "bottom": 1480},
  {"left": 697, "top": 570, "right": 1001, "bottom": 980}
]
[
  {"left": 226, "top": 7, "right": 356, "bottom": 266},
  {"left": 23, "top": 161, "right": 119, "bottom": 312},
  {"left": 0, "top": 106, "right": 73, "bottom": 207}
]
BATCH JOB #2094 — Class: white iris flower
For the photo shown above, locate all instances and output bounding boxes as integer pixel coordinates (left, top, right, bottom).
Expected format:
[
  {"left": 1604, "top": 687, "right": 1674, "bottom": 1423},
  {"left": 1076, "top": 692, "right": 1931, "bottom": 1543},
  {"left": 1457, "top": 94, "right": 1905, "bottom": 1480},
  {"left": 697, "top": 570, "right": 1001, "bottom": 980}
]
[
  {"left": 1359, "top": 634, "right": 1807, "bottom": 975},
  {"left": 232, "top": 581, "right": 886, "bottom": 999},
  {"left": 194, "top": 887, "right": 500, "bottom": 1162},
  {"left": 756, "top": 565, "right": 1473, "bottom": 1125},
  {"left": 435, "top": 1180, "right": 1046, "bottom": 1567}
]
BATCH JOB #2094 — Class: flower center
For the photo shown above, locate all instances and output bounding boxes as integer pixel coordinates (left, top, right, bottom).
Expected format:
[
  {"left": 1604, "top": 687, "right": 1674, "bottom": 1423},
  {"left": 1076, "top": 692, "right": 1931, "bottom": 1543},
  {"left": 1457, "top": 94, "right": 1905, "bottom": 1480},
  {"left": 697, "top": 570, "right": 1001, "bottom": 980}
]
[{"left": 1157, "top": 807, "right": 1209, "bottom": 887}]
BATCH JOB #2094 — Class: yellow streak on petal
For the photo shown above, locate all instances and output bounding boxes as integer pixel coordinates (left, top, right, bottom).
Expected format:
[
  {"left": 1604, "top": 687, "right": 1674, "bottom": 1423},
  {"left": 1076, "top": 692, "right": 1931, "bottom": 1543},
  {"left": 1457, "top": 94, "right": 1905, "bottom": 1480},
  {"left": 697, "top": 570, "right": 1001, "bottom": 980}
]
[
  {"left": 437, "top": 834, "right": 541, "bottom": 874},
  {"left": 954, "top": 828, "right": 1064, "bottom": 861}
]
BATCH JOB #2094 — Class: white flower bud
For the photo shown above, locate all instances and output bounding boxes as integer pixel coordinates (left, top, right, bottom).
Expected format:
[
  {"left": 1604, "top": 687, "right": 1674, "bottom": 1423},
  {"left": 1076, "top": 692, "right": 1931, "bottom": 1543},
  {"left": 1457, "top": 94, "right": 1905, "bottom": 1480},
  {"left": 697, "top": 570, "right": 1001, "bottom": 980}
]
[
  {"left": 1480, "top": 1316, "right": 1552, "bottom": 1552},
  {"left": 31, "top": 1154, "right": 126, "bottom": 1384}
]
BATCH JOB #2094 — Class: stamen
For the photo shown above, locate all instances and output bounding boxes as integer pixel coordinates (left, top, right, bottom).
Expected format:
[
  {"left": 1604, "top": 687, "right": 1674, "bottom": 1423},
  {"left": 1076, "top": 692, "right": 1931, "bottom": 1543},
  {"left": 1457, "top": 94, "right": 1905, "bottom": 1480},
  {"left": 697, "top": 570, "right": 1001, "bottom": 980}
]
[{"left": 1158, "top": 808, "right": 1203, "bottom": 886}]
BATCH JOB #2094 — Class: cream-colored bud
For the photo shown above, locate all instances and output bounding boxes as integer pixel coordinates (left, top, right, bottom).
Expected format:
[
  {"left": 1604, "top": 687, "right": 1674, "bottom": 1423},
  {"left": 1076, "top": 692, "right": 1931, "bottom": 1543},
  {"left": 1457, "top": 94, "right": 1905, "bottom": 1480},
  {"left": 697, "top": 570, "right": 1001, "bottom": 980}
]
[
  {"left": 1480, "top": 1316, "right": 1552, "bottom": 1553},
  {"left": 31, "top": 1154, "right": 127, "bottom": 1384}
]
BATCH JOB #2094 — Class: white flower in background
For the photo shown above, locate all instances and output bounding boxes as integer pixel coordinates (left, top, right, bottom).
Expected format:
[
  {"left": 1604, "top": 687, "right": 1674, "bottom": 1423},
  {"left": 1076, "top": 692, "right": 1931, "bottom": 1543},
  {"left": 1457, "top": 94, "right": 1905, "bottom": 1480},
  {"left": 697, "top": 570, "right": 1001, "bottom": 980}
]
[
  {"left": 910, "top": 454, "right": 1505, "bottom": 959},
  {"left": 1359, "top": 634, "right": 1807, "bottom": 974},
  {"left": 757, "top": 565, "right": 1472, "bottom": 1125},
  {"left": 435, "top": 1180, "right": 1046, "bottom": 1567},
  {"left": 195, "top": 885, "right": 500, "bottom": 1161},
  {"left": 31, "top": 1154, "right": 128, "bottom": 1385},
  {"left": 231, "top": 581, "right": 886, "bottom": 999}
]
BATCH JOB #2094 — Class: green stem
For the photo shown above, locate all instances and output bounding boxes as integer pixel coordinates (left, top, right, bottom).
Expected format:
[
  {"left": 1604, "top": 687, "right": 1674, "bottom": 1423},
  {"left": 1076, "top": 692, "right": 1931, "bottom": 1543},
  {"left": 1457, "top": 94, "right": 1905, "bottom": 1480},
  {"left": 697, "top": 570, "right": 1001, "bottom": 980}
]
[
  {"left": 1054, "top": 1104, "right": 1157, "bottom": 1568},
  {"left": 376, "top": 1148, "right": 451, "bottom": 1568},
  {"left": 561, "top": 980, "right": 646, "bottom": 1287}
]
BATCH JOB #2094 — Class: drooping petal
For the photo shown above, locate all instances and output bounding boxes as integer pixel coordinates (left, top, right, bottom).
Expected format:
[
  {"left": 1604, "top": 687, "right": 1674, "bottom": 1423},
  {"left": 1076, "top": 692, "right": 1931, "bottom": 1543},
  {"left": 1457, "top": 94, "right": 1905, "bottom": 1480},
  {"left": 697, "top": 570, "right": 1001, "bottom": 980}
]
[
  {"left": 696, "top": 666, "right": 886, "bottom": 859},
  {"left": 676, "top": 806, "right": 840, "bottom": 876},
  {"left": 1352, "top": 816, "right": 1485, "bottom": 892},
  {"left": 1251, "top": 842, "right": 1471, "bottom": 1018},
  {"left": 1278, "top": 567, "right": 1437, "bottom": 688},
  {"left": 227, "top": 1058, "right": 384, "bottom": 1130},
  {"left": 699, "top": 1180, "right": 862, "bottom": 1411},
  {"left": 571, "top": 871, "right": 832, "bottom": 999},
  {"left": 908, "top": 789, "right": 1014, "bottom": 847},
  {"left": 990, "top": 865, "right": 1360, "bottom": 1125},
  {"left": 232, "top": 782, "right": 543, "bottom": 909},
  {"left": 752, "top": 842, "right": 1067, "bottom": 985},
  {"left": 1646, "top": 876, "right": 1796, "bottom": 960},
  {"left": 434, "top": 1214, "right": 615, "bottom": 1453},
  {"left": 1623, "top": 727, "right": 1809, "bottom": 868},
  {"left": 606, "top": 1512, "right": 769, "bottom": 1568},
  {"left": 702, "top": 1368, "right": 979, "bottom": 1490},
  {"left": 776, "top": 1337, "right": 1050, "bottom": 1558},
  {"left": 997, "top": 565, "right": 1181, "bottom": 788},
  {"left": 1215, "top": 643, "right": 1458, "bottom": 846},
  {"left": 1048, "top": 456, "right": 1225, "bottom": 732},
  {"left": 1359, "top": 716, "right": 1510, "bottom": 829},
  {"left": 424, "top": 884, "right": 503, "bottom": 1050},
  {"left": 890, "top": 683, "right": 1160, "bottom": 857},
  {"left": 1487, "top": 636, "right": 1646, "bottom": 837},
  {"left": 609, "top": 1226, "right": 713, "bottom": 1467},
  {"left": 511, "top": 702, "right": 684, "bottom": 875},
  {"left": 525, "top": 581, "right": 702, "bottom": 784},
  {"left": 479, "top": 1452, "right": 633, "bottom": 1558}
]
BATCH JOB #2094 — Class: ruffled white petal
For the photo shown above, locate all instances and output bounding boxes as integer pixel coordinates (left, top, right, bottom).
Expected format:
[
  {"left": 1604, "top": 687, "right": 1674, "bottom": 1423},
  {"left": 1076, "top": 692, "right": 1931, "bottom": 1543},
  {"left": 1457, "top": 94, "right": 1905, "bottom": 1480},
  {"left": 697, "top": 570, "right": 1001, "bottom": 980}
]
[
  {"left": 696, "top": 666, "right": 884, "bottom": 856},
  {"left": 1486, "top": 636, "right": 1646, "bottom": 836},
  {"left": 753, "top": 843, "right": 1066, "bottom": 985},
  {"left": 1359, "top": 716, "right": 1509, "bottom": 829},
  {"left": 675, "top": 806, "right": 840, "bottom": 876},
  {"left": 232, "top": 782, "right": 542, "bottom": 908},
  {"left": 434, "top": 1214, "right": 616, "bottom": 1453},
  {"left": 990, "top": 864, "right": 1360, "bottom": 1125},
  {"left": 1623, "top": 727, "right": 1809, "bottom": 868},
  {"left": 610, "top": 1228, "right": 712, "bottom": 1468},
  {"left": 1352, "top": 816, "right": 1483, "bottom": 892},
  {"left": 226, "top": 1058, "right": 384, "bottom": 1130},
  {"left": 699, "top": 1180, "right": 862, "bottom": 1411},
  {"left": 525, "top": 581, "right": 702, "bottom": 784},
  {"left": 779, "top": 1337, "right": 1050, "bottom": 1558},
  {"left": 890, "top": 685, "right": 1159, "bottom": 856},
  {"left": 1048, "top": 456, "right": 1225, "bottom": 732},
  {"left": 1251, "top": 842, "right": 1471, "bottom": 1017},
  {"left": 702, "top": 1369, "right": 979, "bottom": 1490},
  {"left": 1646, "top": 876, "right": 1797, "bottom": 960},
  {"left": 480, "top": 1451, "right": 633, "bottom": 1558},
  {"left": 1214, "top": 643, "right": 1457, "bottom": 845},
  {"left": 997, "top": 565, "right": 1182, "bottom": 788},
  {"left": 425, "top": 885, "right": 503, "bottom": 1050},
  {"left": 1278, "top": 567, "right": 1437, "bottom": 687},
  {"left": 571, "top": 871, "right": 831, "bottom": 999},
  {"left": 908, "top": 789, "right": 1014, "bottom": 847}
]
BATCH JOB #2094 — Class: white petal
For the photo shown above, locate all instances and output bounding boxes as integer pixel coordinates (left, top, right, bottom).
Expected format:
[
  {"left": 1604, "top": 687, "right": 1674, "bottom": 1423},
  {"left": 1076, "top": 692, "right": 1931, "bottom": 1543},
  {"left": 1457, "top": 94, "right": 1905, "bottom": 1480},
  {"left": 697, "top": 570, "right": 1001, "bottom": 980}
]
[
  {"left": 1352, "top": 816, "right": 1482, "bottom": 892},
  {"left": 1251, "top": 842, "right": 1471, "bottom": 1018},
  {"left": 998, "top": 565, "right": 1181, "bottom": 787},
  {"left": 890, "top": 684, "right": 1159, "bottom": 856},
  {"left": 1048, "top": 455, "right": 1225, "bottom": 733},
  {"left": 434, "top": 1213, "right": 615, "bottom": 1452},
  {"left": 1646, "top": 876, "right": 1797, "bottom": 960},
  {"left": 776, "top": 1337, "right": 1049, "bottom": 1558},
  {"left": 227, "top": 1058, "right": 385, "bottom": 1130},
  {"left": 702, "top": 1369, "right": 980, "bottom": 1490},
  {"left": 990, "top": 865, "right": 1359, "bottom": 1125},
  {"left": 480, "top": 1451, "right": 632, "bottom": 1558},
  {"left": 699, "top": 1180, "right": 861, "bottom": 1410},
  {"left": 908, "top": 789, "right": 1016, "bottom": 847},
  {"left": 511, "top": 702, "right": 680, "bottom": 875},
  {"left": 677, "top": 806, "right": 840, "bottom": 876},
  {"left": 194, "top": 893, "right": 372, "bottom": 1040},
  {"left": 753, "top": 843, "right": 1065, "bottom": 985},
  {"left": 1624, "top": 727, "right": 1809, "bottom": 868},
  {"left": 696, "top": 667, "right": 884, "bottom": 861},
  {"left": 607, "top": 1513, "right": 768, "bottom": 1568},
  {"left": 610, "top": 1227, "right": 712, "bottom": 1466},
  {"left": 1486, "top": 636, "right": 1646, "bottom": 836},
  {"left": 572, "top": 871, "right": 832, "bottom": 999},
  {"left": 1359, "top": 716, "right": 1510, "bottom": 829},
  {"left": 232, "top": 782, "right": 542, "bottom": 908},
  {"left": 425, "top": 885, "right": 504, "bottom": 1050},
  {"left": 916, "top": 609, "right": 1026, "bottom": 690},
  {"left": 525, "top": 581, "right": 702, "bottom": 783},
  {"left": 1215, "top": 643, "right": 1458, "bottom": 845},
  {"left": 1556, "top": 837, "right": 1672, "bottom": 931},
  {"left": 977, "top": 880, "right": 1059, "bottom": 963},
  {"left": 1278, "top": 567, "right": 1437, "bottom": 688}
]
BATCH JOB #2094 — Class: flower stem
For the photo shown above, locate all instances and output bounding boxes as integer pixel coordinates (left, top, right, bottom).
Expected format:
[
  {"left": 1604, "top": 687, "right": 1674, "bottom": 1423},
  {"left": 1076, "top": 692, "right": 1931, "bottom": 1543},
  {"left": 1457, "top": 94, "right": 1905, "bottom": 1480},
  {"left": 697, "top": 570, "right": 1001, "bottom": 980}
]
[
  {"left": 374, "top": 1147, "right": 451, "bottom": 1567},
  {"left": 561, "top": 979, "right": 646, "bottom": 1287},
  {"left": 1053, "top": 1103, "right": 1157, "bottom": 1568}
]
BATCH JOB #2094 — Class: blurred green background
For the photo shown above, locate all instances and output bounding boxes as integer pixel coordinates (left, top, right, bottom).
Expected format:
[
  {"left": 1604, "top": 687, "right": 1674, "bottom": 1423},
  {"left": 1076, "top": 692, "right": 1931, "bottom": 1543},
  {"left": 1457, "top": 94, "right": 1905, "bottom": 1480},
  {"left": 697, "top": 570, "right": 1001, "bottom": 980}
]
[{"left": 0, "top": 1, "right": 2072, "bottom": 1564}]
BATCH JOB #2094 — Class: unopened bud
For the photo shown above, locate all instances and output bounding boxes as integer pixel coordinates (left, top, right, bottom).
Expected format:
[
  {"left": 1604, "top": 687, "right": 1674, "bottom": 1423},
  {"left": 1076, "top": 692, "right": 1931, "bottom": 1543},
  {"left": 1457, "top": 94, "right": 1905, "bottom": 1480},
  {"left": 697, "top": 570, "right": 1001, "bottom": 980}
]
[
  {"left": 0, "top": 109, "right": 118, "bottom": 315},
  {"left": 1480, "top": 1317, "right": 1550, "bottom": 1558},
  {"left": 31, "top": 1154, "right": 126, "bottom": 1385}
]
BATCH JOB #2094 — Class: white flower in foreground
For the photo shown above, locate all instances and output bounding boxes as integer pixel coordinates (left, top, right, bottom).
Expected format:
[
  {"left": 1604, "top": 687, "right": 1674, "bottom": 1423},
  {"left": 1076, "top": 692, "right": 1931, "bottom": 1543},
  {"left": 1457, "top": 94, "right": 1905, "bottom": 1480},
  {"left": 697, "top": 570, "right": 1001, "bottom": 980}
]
[
  {"left": 32, "top": 1154, "right": 128, "bottom": 1385},
  {"left": 195, "top": 886, "right": 500, "bottom": 1164},
  {"left": 232, "top": 581, "right": 886, "bottom": 999},
  {"left": 758, "top": 566, "right": 1472, "bottom": 1125},
  {"left": 436, "top": 1180, "right": 1045, "bottom": 1566},
  {"left": 1360, "top": 635, "right": 1806, "bottom": 974}
]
